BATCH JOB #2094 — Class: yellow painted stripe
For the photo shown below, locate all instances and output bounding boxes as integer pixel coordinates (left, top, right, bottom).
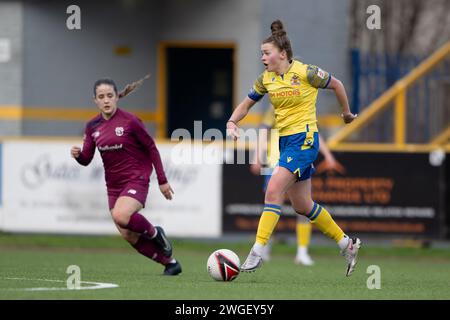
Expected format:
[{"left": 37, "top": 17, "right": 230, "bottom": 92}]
[
  {"left": 239, "top": 113, "right": 342, "bottom": 128},
  {"left": 317, "top": 114, "right": 343, "bottom": 127},
  {"left": 23, "top": 108, "right": 99, "bottom": 121},
  {"left": 0, "top": 136, "right": 449, "bottom": 153},
  {"left": 329, "top": 143, "right": 449, "bottom": 153},
  {"left": 238, "top": 113, "right": 263, "bottom": 126},
  {"left": 0, "top": 106, "right": 23, "bottom": 120},
  {"left": 1, "top": 107, "right": 341, "bottom": 130},
  {"left": 0, "top": 106, "right": 156, "bottom": 121}
]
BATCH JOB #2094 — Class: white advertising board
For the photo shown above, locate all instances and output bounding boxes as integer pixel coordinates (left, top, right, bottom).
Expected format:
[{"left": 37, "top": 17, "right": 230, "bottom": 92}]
[{"left": 0, "top": 141, "right": 222, "bottom": 238}]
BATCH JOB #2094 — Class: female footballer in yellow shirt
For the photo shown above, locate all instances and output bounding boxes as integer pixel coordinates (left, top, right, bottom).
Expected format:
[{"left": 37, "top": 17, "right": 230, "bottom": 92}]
[
  {"left": 251, "top": 107, "right": 344, "bottom": 266},
  {"left": 226, "top": 20, "right": 361, "bottom": 276}
]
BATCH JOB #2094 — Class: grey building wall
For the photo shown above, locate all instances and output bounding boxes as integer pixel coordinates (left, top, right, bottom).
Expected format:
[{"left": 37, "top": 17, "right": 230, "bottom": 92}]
[
  {"left": 261, "top": 0, "right": 351, "bottom": 116},
  {"left": 22, "top": 0, "right": 159, "bottom": 109},
  {"left": 20, "top": 0, "right": 263, "bottom": 136},
  {"left": 0, "top": 1, "right": 23, "bottom": 135},
  {"left": 4, "top": 0, "right": 351, "bottom": 136},
  {"left": 21, "top": 0, "right": 161, "bottom": 135}
]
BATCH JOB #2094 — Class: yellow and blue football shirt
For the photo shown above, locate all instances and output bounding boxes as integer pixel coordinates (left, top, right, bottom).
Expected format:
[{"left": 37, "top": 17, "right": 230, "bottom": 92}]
[
  {"left": 248, "top": 60, "right": 331, "bottom": 137},
  {"left": 250, "top": 60, "right": 330, "bottom": 180}
]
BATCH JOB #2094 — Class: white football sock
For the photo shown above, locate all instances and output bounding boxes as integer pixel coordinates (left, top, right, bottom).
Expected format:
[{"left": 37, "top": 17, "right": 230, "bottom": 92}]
[
  {"left": 252, "top": 242, "right": 265, "bottom": 256},
  {"left": 338, "top": 235, "right": 350, "bottom": 250},
  {"left": 298, "top": 246, "right": 308, "bottom": 257}
]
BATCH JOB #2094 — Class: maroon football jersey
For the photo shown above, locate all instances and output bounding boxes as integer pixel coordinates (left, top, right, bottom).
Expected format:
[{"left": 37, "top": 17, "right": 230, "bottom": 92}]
[{"left": 76, "top": 108, "right": 167, "bottom": 189}]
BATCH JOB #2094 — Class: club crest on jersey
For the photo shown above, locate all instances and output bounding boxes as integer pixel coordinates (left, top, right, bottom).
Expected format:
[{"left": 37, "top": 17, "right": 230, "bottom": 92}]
[
  {"left": 115, "top": 127, "right": 124, "bottom": 137},
  {"left": 91, "top": 131, "right": 100, "bottom": 139},
  {"left": 291, "top": 75, "right": 300, "bottom": 86}
]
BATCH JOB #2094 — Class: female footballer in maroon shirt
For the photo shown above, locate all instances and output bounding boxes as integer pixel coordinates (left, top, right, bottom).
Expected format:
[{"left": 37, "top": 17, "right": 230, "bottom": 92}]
[{"left": 71, "top": 77, "right": 181, "bottom": 275}]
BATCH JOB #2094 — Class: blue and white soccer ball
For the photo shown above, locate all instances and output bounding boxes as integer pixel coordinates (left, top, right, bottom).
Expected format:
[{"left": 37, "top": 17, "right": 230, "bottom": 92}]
[{"left": 207, "top": 249, "right": 241, "bottom": 281}]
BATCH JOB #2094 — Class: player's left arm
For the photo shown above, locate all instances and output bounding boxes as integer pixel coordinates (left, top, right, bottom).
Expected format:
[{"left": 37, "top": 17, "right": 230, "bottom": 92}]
[
  {"left": 326, "top": 77, "right": 357, "bottom": 124},
  {"left": 307, "top": 65, "right": 357, "bottom": 124},
  {"left": 131, "top": 118, "right": 174, "bottom": 200}
]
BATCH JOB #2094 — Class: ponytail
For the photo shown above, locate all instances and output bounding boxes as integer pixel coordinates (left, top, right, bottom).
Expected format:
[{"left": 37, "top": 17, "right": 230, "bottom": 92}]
[
  {"left": 93, "top": 74, "right": 150, "bottom": 98},
  {"left": 118, "top": 74, "right": 151, "bottom": 99}
]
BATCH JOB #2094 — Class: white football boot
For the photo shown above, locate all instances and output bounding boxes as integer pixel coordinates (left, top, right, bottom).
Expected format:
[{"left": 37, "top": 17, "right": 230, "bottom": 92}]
[
  {"left": 341, "top": 237, "right": 362, "bottom": 276},
  {"left": 260, "top": 240, "right": 272, "bottom": 262},
  {"left": 240, "top": 248, "right": 263, "bottom": 272}
]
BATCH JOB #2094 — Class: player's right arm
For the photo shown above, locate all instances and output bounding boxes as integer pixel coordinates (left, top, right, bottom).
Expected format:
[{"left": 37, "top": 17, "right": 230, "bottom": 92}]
[
  {"left": 226, "top": 97, "right": 257, "bottom": 140},
  {"left": 227, "top": 73, "right": 266, "bottom": 140},
  {"left": 71, "top": 125, "right": 96, "bottom": 166},
  {"left": 250, "top": 107, "right": 273, "bottom": 175}
]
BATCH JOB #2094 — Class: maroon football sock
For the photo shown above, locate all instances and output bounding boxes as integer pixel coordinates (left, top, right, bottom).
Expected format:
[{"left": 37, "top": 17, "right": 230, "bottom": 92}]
[
  {"left": 132, "top": 235, "right": 172, "bottom": 265},
  {"left": 126, "top": 212, "right": 156, "bottom": 238}
]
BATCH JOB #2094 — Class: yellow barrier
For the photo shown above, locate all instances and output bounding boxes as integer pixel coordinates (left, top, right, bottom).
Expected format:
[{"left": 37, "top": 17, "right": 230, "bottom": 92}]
[
  {"left": 430, "top": 125, "right": 450, "bottom": 146},
  {"left": 329, "top": 142, "right": 450, "bottom": 153},
  {"left": 328, "top": 41, "right": 450, "bottom": 151},
  {"left": 0, "top": 105, "right": 343, "bottom": 134}
]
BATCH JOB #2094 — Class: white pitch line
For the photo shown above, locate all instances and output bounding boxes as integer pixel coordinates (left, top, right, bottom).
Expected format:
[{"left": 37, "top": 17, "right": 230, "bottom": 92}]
[{"left": 2, "top": 277, "right": 119, "bottom": 291}]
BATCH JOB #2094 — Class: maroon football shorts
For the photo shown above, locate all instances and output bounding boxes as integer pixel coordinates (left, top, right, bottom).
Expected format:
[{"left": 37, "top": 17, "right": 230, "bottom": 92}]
[{"left": 107, "top": 181, "right": 149, "bottom": 210}]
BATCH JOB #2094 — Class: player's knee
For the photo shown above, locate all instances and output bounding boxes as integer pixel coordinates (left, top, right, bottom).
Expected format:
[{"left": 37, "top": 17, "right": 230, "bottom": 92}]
[
  {"left": 293, "top": 201, "right": 313, "bottom": 217},
  {"left": 295, "top": 209, "right": 307, "bottom": 217},
  {"left": 265, "top": 192, "right": 282, "bottom": 204},
  {"left": 111, "top": 209, "right": 130, "bottom": 228},
  {"left": 265, "top": 186, "right": 283, "bottom": 204}
]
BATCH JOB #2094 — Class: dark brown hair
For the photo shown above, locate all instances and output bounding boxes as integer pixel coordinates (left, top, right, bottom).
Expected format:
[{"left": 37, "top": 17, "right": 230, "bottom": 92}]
[
  {"left": 93, "top": 74, "right": 150, "bottom": 99},
  {"left": 263, "top": 20, "right": 293, "bottom": 61}
]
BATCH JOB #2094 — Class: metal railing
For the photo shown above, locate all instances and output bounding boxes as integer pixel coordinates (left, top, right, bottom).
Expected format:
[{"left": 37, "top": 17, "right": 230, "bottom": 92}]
[{"left": 329, "top": 41, "right": 450, "bottom": 152}]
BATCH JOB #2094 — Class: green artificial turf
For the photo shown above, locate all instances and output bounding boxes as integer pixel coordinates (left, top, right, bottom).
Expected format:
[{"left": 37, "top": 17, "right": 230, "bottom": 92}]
[{"left": 0, "top": 233, "right": 449, "bottom": 300}]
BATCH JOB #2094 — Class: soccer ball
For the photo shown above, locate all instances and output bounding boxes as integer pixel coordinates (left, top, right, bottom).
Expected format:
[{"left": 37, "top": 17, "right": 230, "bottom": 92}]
[{"left": 207, "top": 249, "right": 241, "bottom": 281}]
